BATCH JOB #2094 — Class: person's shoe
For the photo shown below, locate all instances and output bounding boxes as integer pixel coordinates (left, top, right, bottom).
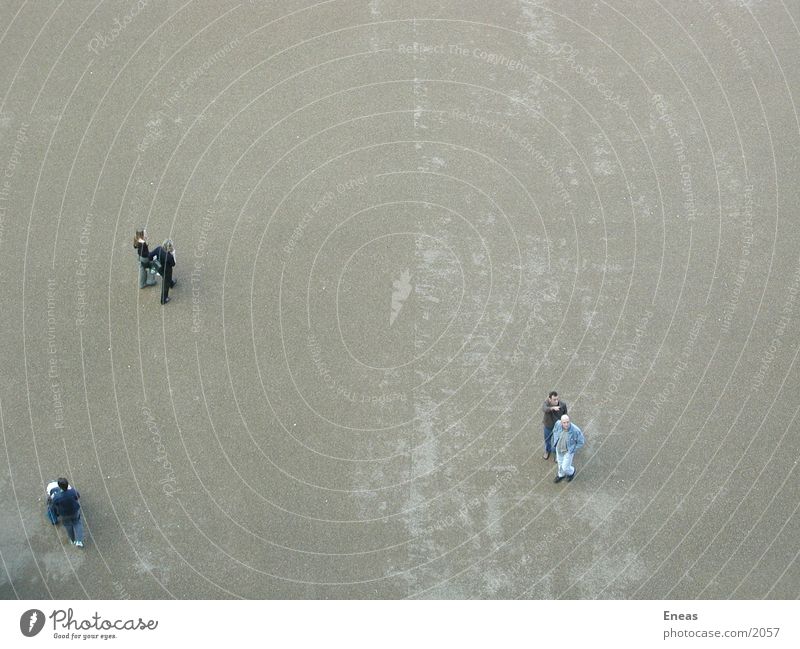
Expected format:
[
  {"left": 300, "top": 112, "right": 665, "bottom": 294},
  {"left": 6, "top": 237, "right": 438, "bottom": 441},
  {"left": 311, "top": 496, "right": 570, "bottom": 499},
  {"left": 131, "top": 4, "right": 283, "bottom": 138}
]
[
  {"left": 567, "top": 471, "right": 576, "bottom": 482},
  {"left": 74, "top": 540, "right": 84, "bottom": 548},
  {"left": 161, "top": 297, "right": 170, "bottom": 304},
  {"left": 554, "top": 474, "right": 565, "bottom": 483},
  {"left": 543, "top": 452, "right": 551, "bottom": 460},
  {"left": 170, "top": 280, "right": 176, "bottom": 287}
]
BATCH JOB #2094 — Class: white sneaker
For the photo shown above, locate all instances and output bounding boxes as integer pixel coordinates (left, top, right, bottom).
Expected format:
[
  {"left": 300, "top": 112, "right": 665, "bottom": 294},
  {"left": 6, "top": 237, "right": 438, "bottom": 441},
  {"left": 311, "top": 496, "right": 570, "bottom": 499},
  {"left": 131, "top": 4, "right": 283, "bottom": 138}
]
[{"left": 74, "top": 540, "right": 84, "bottom": 548}]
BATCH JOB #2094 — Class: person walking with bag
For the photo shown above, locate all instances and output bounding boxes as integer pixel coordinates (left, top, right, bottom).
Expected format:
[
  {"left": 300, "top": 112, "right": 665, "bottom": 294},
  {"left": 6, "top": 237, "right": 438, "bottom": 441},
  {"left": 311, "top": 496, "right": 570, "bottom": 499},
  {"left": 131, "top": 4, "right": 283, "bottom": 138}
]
[
  {"left": 133, "top": 229, "right": 157, "bottom": 289},
  {"left": 150, "top": 238, "right": 176, "bottom": 304}
]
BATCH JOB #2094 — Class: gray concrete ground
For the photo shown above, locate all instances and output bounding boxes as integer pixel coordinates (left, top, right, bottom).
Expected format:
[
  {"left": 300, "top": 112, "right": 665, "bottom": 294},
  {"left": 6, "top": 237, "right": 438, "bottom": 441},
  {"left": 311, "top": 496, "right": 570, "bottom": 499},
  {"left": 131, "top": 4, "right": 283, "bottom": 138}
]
[{"left": 0, "top": 0, "right": 798, "bottom": 599}]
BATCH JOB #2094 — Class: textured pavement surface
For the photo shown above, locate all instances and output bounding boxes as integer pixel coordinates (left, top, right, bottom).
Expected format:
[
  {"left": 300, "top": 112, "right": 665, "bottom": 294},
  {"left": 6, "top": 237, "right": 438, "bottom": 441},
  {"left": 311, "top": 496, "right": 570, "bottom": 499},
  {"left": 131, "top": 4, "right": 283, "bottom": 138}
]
[{"left": 0, "top": 0, "right": 798, "bottom": 599}]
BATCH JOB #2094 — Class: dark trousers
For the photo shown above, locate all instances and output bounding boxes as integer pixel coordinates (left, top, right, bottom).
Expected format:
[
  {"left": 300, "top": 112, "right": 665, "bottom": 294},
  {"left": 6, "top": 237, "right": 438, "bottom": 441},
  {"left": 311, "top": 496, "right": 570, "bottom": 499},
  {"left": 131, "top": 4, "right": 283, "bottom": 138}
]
[
  {"left": 161, "top": 269, "right": 175, "bottom": 303},
  {"left": 61, "top": 513, "right": 84, "bottom": 543}
]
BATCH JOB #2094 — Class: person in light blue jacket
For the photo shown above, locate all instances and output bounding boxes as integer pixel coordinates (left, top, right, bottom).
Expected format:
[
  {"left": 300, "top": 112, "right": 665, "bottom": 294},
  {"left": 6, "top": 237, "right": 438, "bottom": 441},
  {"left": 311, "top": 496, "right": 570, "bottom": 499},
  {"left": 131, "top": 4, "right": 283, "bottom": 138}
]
[{"left": 551, "top": 414, "right": 585, "bottom": 483}]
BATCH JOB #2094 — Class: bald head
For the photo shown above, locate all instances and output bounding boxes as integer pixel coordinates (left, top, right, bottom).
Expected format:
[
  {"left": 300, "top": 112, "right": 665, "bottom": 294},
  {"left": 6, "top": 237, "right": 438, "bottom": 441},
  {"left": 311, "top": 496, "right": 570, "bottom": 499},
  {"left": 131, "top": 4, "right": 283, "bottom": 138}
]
[{"left": 560, "top": 415, "right": 570, "bottom": 428}]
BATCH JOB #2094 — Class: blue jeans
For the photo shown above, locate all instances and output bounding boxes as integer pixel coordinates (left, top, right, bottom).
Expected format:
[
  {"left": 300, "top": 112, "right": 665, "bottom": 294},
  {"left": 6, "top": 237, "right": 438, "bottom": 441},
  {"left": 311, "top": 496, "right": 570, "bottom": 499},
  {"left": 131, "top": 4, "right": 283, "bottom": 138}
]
[
  {"left": 555, "top": 450, "right": 575, "bottom": 477},
  {"left": 61, "top": 513, "right": 84, "bottom": 543},
  {"left": 138, "top": 258, "right": 157, "bottom": 288},
  {"left": 544, "top": 426, "right": 555, "bottom": 453}
]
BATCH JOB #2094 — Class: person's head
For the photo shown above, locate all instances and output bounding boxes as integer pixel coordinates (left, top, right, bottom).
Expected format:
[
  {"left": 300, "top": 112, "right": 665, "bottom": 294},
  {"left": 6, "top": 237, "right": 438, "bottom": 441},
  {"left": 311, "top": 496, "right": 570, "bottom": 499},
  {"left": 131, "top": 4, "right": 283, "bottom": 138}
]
[
  {"left": 134, "top": 229, "right": 146, "bottom": 245},
  {"left": 548, "top": 391, "right": 559, "bottom": 403},
  {"left": 163, "top": 238, "right": 174, "bottom": 252},
  {"left": 57, "top": 478, "right": 69, "bottom": 491},
  {"left": 560, "top": 414, "right": 570, "bottom": 429}
]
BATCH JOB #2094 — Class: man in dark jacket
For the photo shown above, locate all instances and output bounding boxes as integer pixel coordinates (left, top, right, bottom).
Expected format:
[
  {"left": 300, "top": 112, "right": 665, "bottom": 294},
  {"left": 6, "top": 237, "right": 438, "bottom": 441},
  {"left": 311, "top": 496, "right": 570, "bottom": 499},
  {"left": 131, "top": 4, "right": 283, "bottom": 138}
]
[
  {"left": 541, "top": 391, "right": 567, "bottom": 460},
  {"left": 151, "top": 238, "right": 176, "bottom": 304},
  {"left": 50, "top": 477, "right": 84, "bottom": 547}
]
